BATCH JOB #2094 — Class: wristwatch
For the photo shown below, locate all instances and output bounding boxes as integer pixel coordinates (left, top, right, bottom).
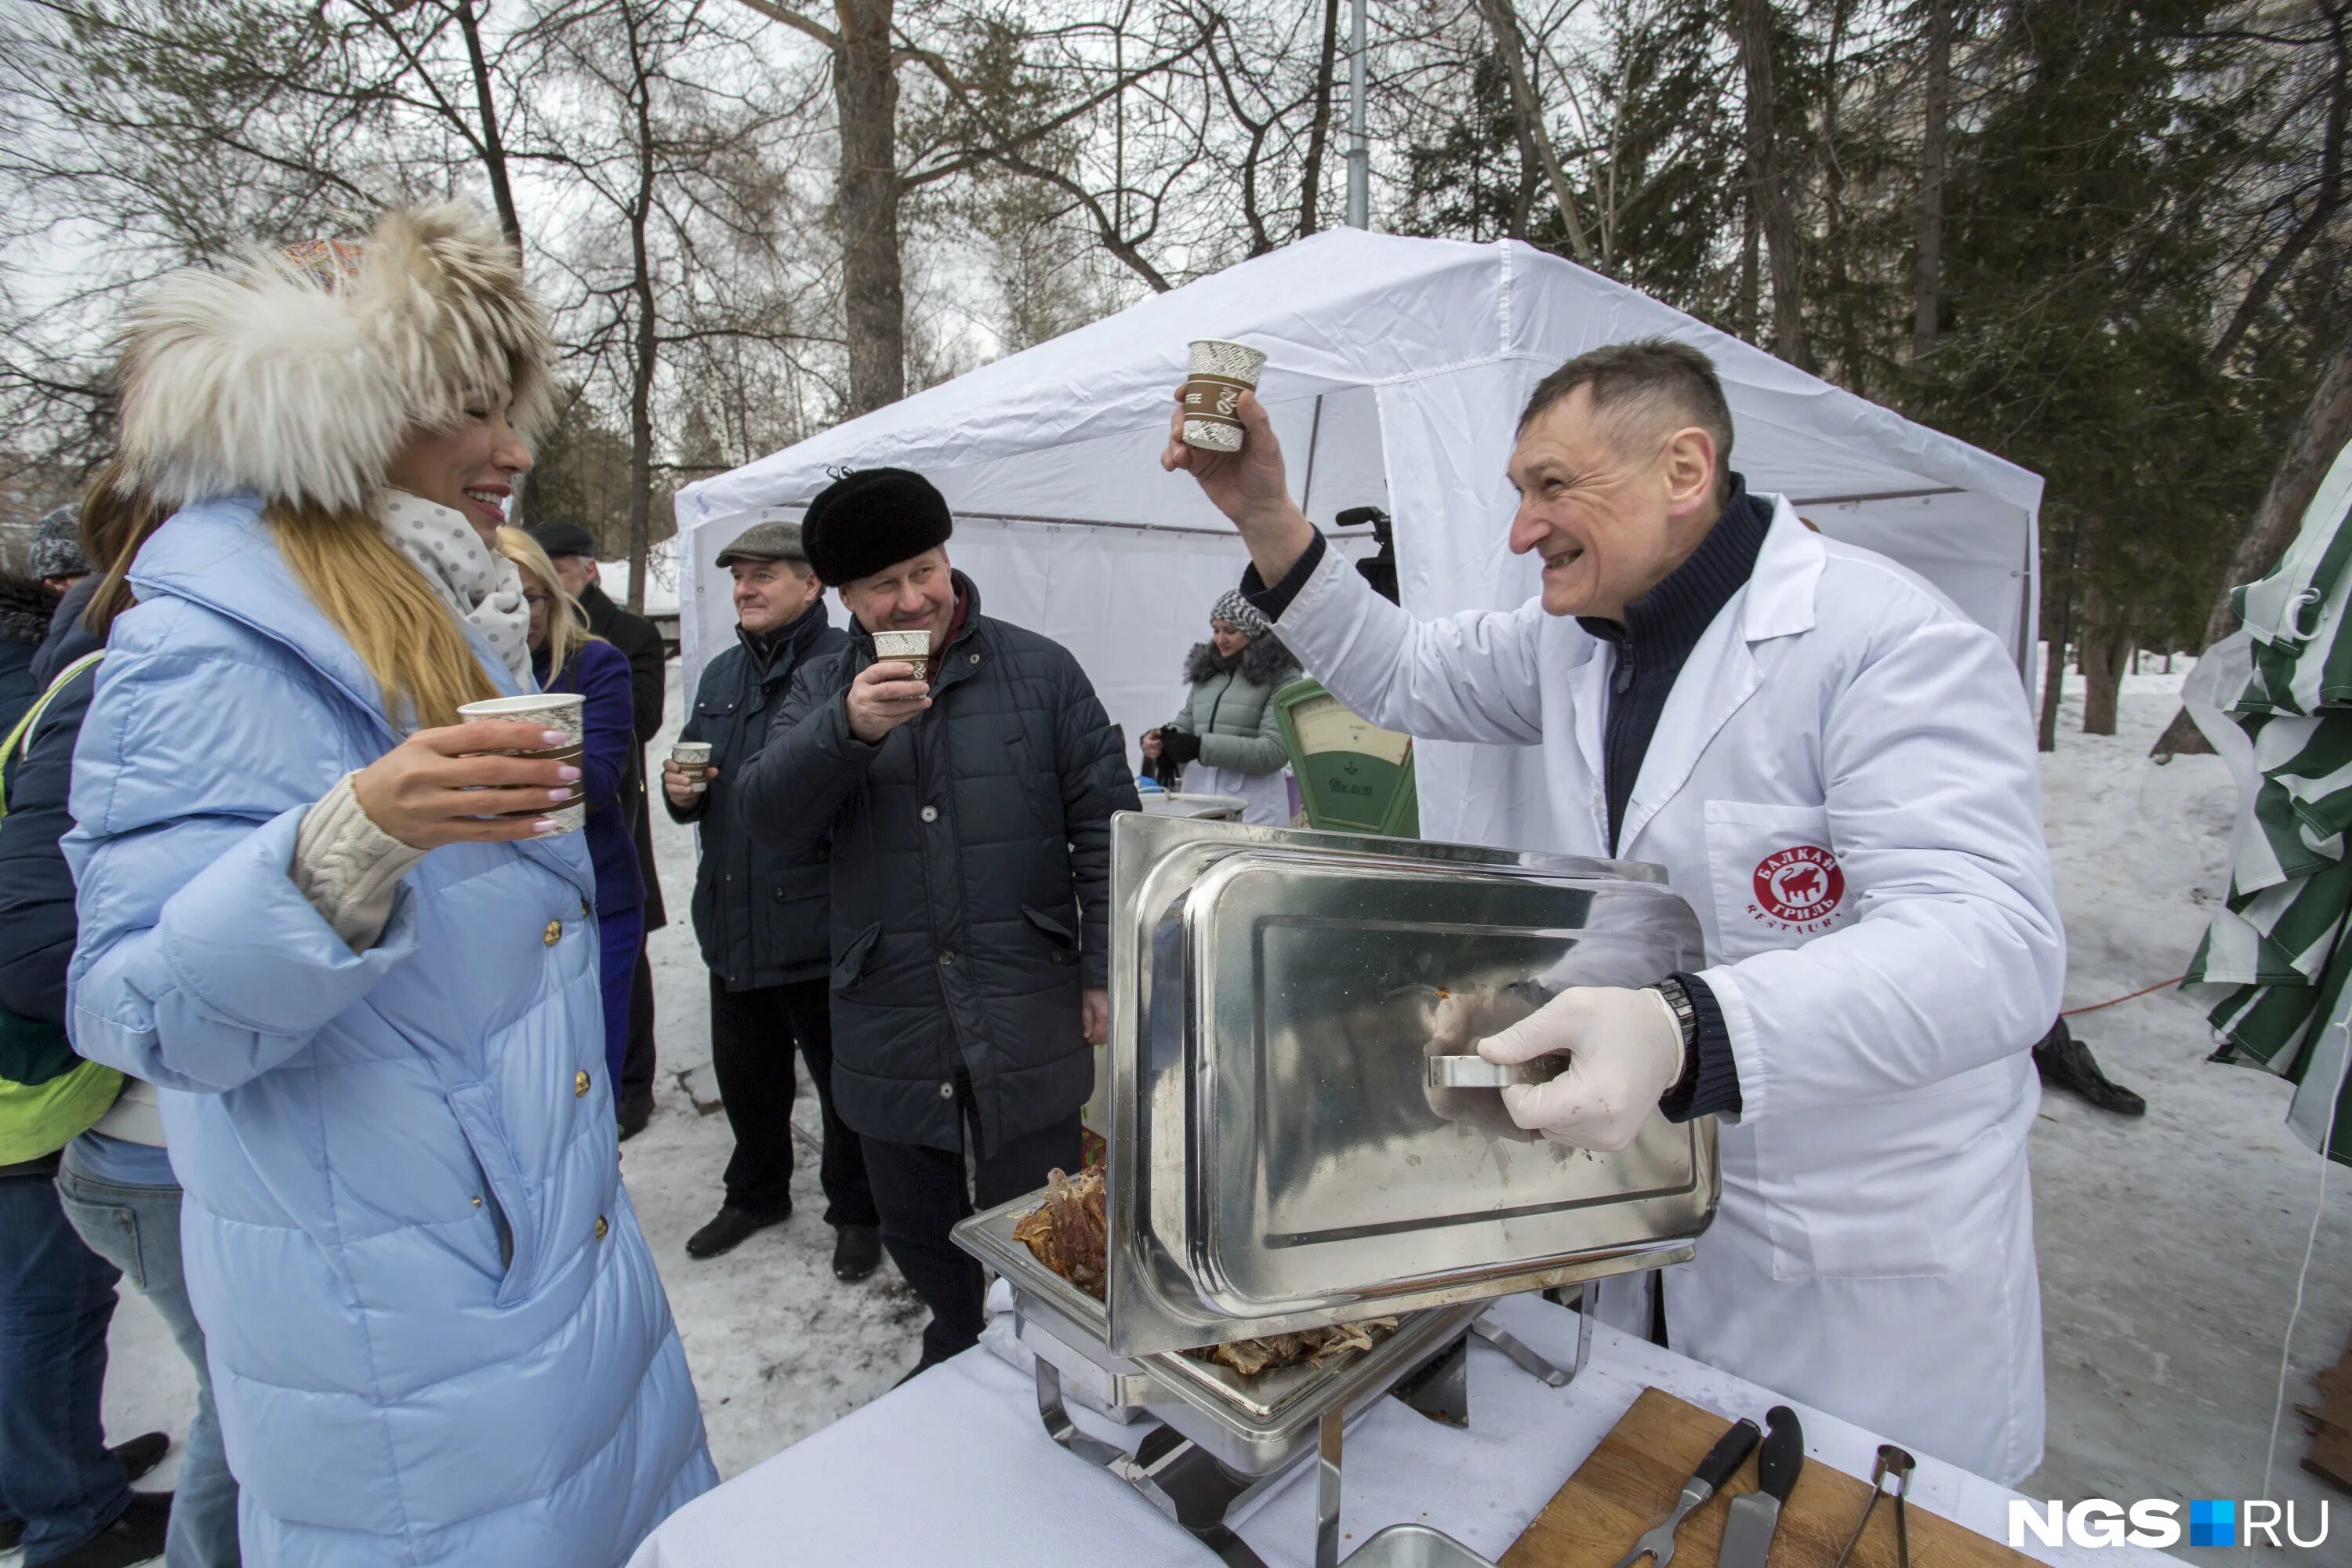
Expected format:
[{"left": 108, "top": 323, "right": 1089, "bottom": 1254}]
[{"left": 1651, "top": 977, "right": 1699, "bottom": 1051}]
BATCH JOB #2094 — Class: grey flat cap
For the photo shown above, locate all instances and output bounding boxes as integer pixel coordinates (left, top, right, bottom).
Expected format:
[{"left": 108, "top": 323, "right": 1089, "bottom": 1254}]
[{"left": 715, "top": 521, "right": 809, "bottom": 568}]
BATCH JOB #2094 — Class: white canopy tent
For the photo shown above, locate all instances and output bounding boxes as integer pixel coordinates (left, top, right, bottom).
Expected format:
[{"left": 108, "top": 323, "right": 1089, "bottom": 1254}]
[{"left": 675, "top": 230, "right": 2042, "bottom": 853}]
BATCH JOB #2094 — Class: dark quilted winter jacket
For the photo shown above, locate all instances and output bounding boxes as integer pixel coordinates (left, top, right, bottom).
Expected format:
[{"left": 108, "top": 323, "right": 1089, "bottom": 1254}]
[
  {"left": 738, "top": 573, "right": 1138, "bottom": 1153},
  {"left": 668, "top": 602, "right": 847, "bottom": 991}
]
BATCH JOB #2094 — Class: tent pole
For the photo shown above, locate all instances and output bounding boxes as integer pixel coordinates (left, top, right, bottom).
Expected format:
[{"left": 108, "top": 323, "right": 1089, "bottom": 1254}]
[
  {"left": 1301, "top": 395, "right": 1326, "bottom": 515},
  {"left": 1345, "top": 0, "right": 1369, "bottom": 228}
]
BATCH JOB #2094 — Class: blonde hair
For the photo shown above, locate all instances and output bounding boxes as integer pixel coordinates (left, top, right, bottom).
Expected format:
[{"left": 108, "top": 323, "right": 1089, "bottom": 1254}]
[
  {"left": 496, "top": 525, "right": 588, "bottom": 677},
  {"left": 271, "top": 501, "right": 497, "bottom": 730},
  {"left": 81, "top": 459, "right": 165, "bottom": 637}
]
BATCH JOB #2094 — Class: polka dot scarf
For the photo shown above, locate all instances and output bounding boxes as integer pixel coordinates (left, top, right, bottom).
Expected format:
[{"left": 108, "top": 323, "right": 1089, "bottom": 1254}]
[{"left": 376, "top": 490, "right": 535, "bottom": 685}]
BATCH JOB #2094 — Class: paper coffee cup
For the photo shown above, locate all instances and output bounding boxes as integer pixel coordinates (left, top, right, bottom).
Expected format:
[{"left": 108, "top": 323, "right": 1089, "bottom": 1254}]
[
  {"left": 457, "top": 691, "right": 588, "bottom": 833},
  {"left": 872, "top": 629, "right": 932, "bottom": 681},
  {"left": 671, "top": 741, "right": 713, "bottom": 793},
  {"left": 1182, "top": 339, "right": 1267, "bottom": 453}
]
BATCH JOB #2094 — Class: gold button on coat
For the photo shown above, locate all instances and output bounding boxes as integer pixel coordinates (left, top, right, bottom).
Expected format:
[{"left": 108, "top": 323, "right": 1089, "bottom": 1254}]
[
  {"left": 575, "top": 1070, "right": 590, "bottom": 1098},
  {"left": 595, "top": 1215, "right": 609, "bottom": 1240},
  {"left": 543, "top": 920, "right": 561, "bottom": 946}
]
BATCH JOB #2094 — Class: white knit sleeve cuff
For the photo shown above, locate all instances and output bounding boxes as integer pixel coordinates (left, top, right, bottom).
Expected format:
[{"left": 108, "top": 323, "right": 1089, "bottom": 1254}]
[{"left": 291, "top": 772, "right": 429, "bottom": 952}]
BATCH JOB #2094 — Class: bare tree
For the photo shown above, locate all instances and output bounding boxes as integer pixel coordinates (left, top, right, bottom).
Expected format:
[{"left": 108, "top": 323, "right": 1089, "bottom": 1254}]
[
  {"left": 1733, "top": 0, "right": 1807, "bottom": 365},
  {"left": 1910, "top": 0, "right": 1951, "bottom": 362}
]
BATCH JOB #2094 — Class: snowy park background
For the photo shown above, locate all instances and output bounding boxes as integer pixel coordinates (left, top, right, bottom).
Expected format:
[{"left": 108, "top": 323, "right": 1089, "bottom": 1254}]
[{"left": 49, "top": 653, "right": 2352, "bottom": 1566}]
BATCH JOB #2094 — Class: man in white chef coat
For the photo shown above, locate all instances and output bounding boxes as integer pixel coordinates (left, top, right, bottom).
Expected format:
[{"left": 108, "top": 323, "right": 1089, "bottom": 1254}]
[{"left": 1163, "top": 339, "right": 2063, "bottom": 1484}]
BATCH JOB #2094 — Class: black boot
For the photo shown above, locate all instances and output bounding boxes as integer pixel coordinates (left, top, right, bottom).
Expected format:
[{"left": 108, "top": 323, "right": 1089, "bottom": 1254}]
[
  {"left": 2034, "top": 1019, "right": 2147, "bottom": 1116},
  {"left": 832, "top": 1223, "right": 883, "bottom": 1283},
  {"left": 616, "top": 1090, "right": 653, "bottom": 1142},
  {"left": 686, "top": 1203, "right": 789, "bottom": 1259},
  {"left": 48, "top": 1491, "right": 172, "bottom": 1568},
  {"left": 111, "top": 1431, "right": 170, "bottom": 1485},
  {"left": 0, "top": 1434, "right": 171, "bottom": 1552}
]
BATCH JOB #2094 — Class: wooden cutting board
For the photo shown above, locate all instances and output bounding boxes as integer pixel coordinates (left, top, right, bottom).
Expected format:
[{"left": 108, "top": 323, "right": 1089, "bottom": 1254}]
[{"left": 1502, "top": 1388, "right": 2034, "bottom": 1568}]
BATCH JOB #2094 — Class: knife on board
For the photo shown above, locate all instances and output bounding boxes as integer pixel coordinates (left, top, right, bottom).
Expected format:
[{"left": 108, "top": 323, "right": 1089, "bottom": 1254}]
[{"left": 1718, "top": 1405, "right": 1805, "bottom": 1568}]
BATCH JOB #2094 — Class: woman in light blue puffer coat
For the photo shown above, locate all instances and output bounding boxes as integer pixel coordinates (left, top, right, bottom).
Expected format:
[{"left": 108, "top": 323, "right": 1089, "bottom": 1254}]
[{"left": 62, "top": 205, "right": 714, "bottom": 1566}]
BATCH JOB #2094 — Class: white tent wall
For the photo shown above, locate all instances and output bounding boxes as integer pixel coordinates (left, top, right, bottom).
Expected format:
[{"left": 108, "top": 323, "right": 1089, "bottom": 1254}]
[{"left": 675, "top": 231, "right": 2042, "bottom": 854}]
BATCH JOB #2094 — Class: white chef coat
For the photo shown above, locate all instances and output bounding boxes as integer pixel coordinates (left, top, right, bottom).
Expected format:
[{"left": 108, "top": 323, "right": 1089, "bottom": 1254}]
[{"left": 1270, "top": 496, "right": 2063, "bottom": 1483}]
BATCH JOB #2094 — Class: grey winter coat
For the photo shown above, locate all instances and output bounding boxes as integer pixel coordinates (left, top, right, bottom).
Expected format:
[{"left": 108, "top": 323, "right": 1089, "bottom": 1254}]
[
  {"left": 1161, "top": 635, "right": 1301, "bottom": 775},
  {"left": 668, "top": 602, "right": 847, "bottom": 991},
  {"left": 737, "top": 573, "right": 1138, "bottom": 1153}
]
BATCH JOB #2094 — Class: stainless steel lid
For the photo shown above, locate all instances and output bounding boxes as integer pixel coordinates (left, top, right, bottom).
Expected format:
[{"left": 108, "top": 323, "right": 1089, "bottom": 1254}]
[{"left": 1105, "top": 814, "right": 1719, "bottom": 1358}]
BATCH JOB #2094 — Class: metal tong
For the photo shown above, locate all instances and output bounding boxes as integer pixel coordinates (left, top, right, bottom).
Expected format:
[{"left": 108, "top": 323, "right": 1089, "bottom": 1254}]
[{"left": 1829, "top": 1443, "right": 1915, "bottom": 1568}]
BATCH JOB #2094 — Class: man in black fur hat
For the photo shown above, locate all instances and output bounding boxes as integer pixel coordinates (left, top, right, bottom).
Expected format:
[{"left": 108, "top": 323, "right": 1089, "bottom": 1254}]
[{"left": 736, "top": 467, "right": 1138, "bottom": 1381}]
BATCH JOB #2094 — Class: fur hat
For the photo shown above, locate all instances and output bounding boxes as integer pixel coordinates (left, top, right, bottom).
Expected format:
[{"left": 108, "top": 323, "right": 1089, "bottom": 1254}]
[
  {"left": 801, "top": 468, "right": 952, "bottom": 587},
  {"left": 28, "top": 505, "right": 89, "bottom": 580},
  {"left": 114, "top": 202, "right": 554, "bottom": 515}
]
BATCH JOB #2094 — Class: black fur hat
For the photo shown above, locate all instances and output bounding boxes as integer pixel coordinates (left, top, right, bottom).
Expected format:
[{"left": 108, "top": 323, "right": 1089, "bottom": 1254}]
[{"left": 801, "top": 467, "right": 953, "bottom": 587}]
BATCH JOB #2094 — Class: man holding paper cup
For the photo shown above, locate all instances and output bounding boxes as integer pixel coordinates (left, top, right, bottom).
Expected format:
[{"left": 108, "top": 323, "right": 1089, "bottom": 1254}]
[
  {"left": 738, "top": 467, "right": 1139, "bottom": 1381},
  {"left": 1162, "top": 339, "right": 2064, "bottom": 1485},
  {"left": 663, "top": 521, "right": 880, "bottom": 1278}
]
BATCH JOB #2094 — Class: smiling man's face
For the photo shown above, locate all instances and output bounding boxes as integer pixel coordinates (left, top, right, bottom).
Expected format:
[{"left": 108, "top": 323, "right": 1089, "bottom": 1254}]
[{"left": 1504, "top": 385, "right": 1721, "bottom": 622}]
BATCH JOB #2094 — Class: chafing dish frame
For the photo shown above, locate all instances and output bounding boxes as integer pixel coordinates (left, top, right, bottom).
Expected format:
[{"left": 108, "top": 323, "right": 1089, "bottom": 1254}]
[{"left": 956, "top": 1192, "right": 1582, "bottom": 1568}]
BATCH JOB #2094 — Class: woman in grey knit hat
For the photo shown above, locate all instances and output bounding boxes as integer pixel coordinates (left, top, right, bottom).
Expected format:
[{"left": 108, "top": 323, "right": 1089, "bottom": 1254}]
[{"left": 1141, "top": 588, "right": 1302, "bottom": 824}]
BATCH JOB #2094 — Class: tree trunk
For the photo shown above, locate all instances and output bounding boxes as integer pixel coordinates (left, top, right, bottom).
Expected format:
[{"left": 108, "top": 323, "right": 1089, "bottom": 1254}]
[
  {"left": 1298, "top": 0, "right": 1342, "bottom": 237},
  {"left": 1737, "top": 191, "right": 1761, "bottom": 341},
  {"left": 2081, "top": 626, "right": 2130, "bottom": 737},
  {"left": 625, "top": 5, "right": 659, "bottom": 615},
  {"left": 2038, "top": 579, "right": 2074, "bottom": 753},
  {"left": 455, "top": 0, "right": 521, "bottom": 245},
  {"left": 2038, "top": 634, "right": 2066, "bottom": 752},
  {"left": 1475, "top": 0, "right": 1597, "bottom": 263},
  {"left": 1735, "top": 0, "right": 1807, "bottom": 368},
  {"left": 2151, "top": 324, "right": 2352, "bottom": 756},
  {"left": 455, "top": 0, "right": 530, "bottom": 523},
  {"left": 1911, "top": 0, "right": 1950, "bottom": 365},
  {"left": 835, "top": 0, "right": 904, "bottom": 416}
]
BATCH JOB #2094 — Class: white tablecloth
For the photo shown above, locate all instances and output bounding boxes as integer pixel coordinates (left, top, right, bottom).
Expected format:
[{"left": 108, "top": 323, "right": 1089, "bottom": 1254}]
[{"left": 630, "top": 1294, "right": 2175, "bottom": 1567}]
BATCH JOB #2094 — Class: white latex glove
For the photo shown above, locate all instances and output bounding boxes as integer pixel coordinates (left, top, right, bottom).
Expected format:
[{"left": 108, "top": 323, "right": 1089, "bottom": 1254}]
[{"left": 1476, "top": 985, "right": 1686, "bottom": 1152}]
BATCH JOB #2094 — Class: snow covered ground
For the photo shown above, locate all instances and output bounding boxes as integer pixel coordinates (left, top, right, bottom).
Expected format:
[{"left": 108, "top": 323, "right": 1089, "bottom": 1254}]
[{"left": 52, "top": 655, "right": 2352, "bottom": 1566}]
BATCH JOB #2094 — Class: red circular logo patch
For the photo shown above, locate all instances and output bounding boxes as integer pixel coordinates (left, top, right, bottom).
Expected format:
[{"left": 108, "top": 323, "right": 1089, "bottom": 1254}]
[{"left": 1752, "top": 844, "right": 1845, "bottom": 924}]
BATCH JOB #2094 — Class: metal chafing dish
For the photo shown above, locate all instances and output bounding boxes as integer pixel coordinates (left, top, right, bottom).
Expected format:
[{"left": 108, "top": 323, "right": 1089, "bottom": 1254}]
[{"left": 953, "top": 815, "right": 1719, "bottom": 1566}]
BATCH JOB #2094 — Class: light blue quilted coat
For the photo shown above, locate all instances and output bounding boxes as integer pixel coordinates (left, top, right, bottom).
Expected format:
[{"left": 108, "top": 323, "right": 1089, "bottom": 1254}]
[{"left": 64, "top": 496, "right": 716, "bottom": 1566}]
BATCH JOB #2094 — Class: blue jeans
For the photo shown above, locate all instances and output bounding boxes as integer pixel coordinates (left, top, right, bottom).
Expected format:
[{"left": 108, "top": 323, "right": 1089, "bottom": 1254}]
[
  {"left": 0, "top": 1170, "right": 131, "bottom": 1565},
  {"left": 55, "top": 1151, "right": 241, "bottom": 1568}
]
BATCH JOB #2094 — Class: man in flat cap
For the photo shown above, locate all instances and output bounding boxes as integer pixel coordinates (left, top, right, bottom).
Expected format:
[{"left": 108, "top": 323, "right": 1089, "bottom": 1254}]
[
  {"left": 662, "top": 522, "right": 880, "bottom": 1279},
  {"left": 739, "top": 468, "right": 1138, "bottom": 1381},
  {"left": 530, "top": 521, "right": 669, "bottom": 1138}
]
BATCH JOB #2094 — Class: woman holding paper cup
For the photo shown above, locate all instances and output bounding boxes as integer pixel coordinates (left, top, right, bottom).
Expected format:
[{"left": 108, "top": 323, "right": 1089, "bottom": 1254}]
[
  {"left": 499, "top": 525, "right": 647, "bottom": 1092},
  {"left": 62, "top": 205, "right": 713, "bottom": 1567}
]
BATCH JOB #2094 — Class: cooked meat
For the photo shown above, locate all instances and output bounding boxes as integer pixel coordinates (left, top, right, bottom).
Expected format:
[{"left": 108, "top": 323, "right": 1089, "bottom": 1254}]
[
  {"left": 1013, "top": 1168, "right": 1396, "bottom": 1378},
  {"left": 1189, "top": 1317, "right": 1399, "bottom": 1377},
  {"left": 1014, "top": 1167, "right": 1109, "bottom": 1300}
]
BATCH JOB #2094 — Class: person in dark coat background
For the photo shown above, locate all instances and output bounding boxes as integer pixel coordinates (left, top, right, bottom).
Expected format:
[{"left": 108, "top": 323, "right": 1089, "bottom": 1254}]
[
  {"left": 503, "top": 528, "right": 645, "bottom": 1094},
  {"left": 0, "top": 572, "right": 50, "bottom": 734},
  {"left": 662, "top": 521, "right": 879, "bottom": 1279},
  {"left": 532, "top": 521, "right": 667, "bottom": 1138},
  {"left": 1, "top": 484, "right": 199, "bottom": 1568},
  {"left": 738, "top": 468, "right": 1138, "bottom": 1382}
]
